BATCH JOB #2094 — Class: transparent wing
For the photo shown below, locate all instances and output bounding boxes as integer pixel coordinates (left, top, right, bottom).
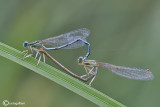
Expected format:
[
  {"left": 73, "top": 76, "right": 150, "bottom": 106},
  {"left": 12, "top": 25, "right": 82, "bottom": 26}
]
[
  {"left": 98, "top": 62, "right": 154, "bottom": 80},
  {"left": 61, "top": 38, "right": 87, "bottom": 49},
  {"left": 41, "top": 28, "right": 90, "bottom": 49}
]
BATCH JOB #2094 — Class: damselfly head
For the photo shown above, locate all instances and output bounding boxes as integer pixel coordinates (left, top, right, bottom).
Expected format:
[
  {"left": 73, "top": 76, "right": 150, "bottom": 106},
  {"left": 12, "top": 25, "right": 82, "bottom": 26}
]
[
  {"left": 78, "top": 57, "right": 84, "bottom": 65},
  {"left": 23, "top": 41, "right": 29, "bottom": 47}
]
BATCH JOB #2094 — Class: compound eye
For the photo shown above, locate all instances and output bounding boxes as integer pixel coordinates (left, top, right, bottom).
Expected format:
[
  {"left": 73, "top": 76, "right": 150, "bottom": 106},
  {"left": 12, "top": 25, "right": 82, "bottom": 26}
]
[
  {"left": 23, "top": 41, "right": 28, "bottom": 47},
  {"left": 78, "top": 57, "right": 84, "bottom": 64}
]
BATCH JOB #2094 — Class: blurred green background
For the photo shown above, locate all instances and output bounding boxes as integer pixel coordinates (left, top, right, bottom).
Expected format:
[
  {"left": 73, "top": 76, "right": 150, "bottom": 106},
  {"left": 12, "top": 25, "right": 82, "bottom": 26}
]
[{"left": 0, "top": 0, "right": 160, "bottom": 107}]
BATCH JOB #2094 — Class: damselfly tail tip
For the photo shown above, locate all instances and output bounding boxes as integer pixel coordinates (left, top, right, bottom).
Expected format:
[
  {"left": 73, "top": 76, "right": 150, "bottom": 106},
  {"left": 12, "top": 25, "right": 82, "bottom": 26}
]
[{"left": 78, "top": 56, "right": 84, "bottom": 65}]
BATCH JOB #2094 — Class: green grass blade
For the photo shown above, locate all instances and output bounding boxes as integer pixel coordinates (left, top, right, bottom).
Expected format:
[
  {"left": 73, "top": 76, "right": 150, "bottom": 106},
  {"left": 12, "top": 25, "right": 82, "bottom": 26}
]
[{"left": 0, "top": 42, "right": 126, "bottom": 107}]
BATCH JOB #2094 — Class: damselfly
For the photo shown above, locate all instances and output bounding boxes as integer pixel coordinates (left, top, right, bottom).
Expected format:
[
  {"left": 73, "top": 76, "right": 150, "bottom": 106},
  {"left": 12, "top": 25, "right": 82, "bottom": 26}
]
[
  {"left": 23, "top": 28, "right": 90, "bottom": 60},
  {"left": 78, "top": 57, "right": 154, "bottom": 86}
]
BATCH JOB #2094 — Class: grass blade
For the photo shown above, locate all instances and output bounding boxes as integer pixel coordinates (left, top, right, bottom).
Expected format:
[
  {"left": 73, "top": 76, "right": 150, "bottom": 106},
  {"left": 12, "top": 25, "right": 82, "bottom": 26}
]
[{"left": 0, "top": 42, "right": 126, "bottom": 107}]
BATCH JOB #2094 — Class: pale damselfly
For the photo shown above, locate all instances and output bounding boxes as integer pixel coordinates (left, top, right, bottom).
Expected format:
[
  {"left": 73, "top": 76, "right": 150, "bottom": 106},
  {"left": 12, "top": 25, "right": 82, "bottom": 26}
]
[{"left": 78, "top": 57, "right": 154, "bottom": 86}]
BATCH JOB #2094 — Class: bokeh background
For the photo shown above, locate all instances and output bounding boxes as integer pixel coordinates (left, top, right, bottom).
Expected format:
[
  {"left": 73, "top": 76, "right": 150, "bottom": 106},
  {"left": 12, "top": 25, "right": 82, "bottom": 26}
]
[{"left": 0, "top": 0, "right": 160, "bottom": 107}]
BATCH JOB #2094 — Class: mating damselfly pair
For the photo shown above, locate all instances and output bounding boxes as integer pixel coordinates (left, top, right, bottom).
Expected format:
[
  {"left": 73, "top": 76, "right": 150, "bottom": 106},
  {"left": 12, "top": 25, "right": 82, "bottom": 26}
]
[{"left": 23, "top": 28, "right": 154, "bottom": 86}]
